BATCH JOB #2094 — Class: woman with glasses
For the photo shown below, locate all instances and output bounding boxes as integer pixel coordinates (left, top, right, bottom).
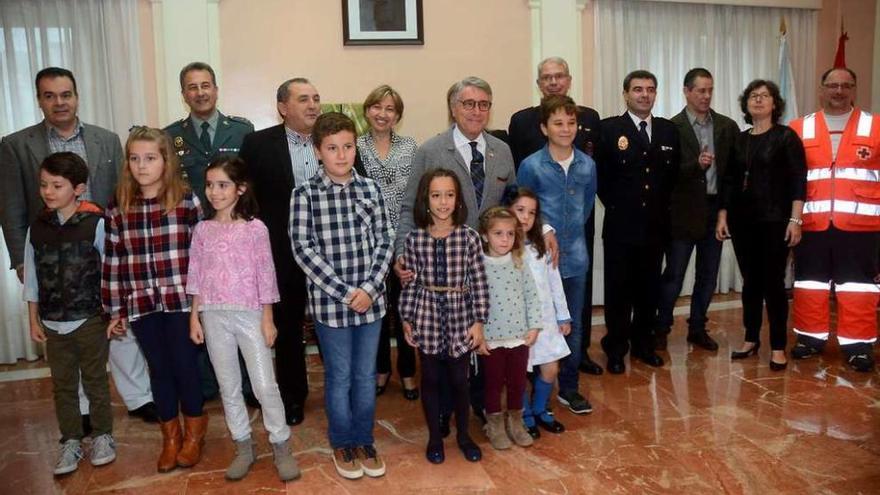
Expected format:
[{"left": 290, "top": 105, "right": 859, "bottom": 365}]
[
  {"left": 715, "top": 79, "right": 807, "bottom": 371},
  {"left": 356, "top": 85, "right": 420, "bottom": 400}
]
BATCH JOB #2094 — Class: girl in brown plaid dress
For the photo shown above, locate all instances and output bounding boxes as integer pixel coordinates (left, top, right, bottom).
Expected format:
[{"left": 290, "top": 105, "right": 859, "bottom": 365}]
[{"left": 399, "top": 169, "right": 489, "bottom": 465}]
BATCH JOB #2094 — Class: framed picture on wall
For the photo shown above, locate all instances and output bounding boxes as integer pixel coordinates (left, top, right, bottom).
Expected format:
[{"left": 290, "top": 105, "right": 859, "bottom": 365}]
[{"left": 342, "top": 0, "right": 424, "bottom": 46}]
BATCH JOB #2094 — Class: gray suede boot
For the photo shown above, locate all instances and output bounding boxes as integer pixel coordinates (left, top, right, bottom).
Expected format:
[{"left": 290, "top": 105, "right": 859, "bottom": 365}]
[
  {"left": 225, "top": 437, "right": 255, "bottom": 481},
  {"left": 483, "top": 412, "right": 512, "bottom": 450},
  {"left": 272, "top": 439, "right": 301, "bottom": 481},
  {"left": 506, "top": 409, "right": 534, "bottom": 447}
]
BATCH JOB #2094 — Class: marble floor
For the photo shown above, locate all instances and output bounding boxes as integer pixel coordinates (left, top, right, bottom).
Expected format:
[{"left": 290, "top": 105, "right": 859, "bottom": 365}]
[{"left": 1, "top": 296, "right": 879, "bottom": 494}]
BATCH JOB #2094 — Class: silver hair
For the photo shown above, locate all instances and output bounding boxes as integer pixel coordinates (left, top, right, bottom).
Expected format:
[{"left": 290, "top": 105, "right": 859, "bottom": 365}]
[
  {"left": 446, "top": 76, "right": 493, "bottom": 122},
  {"left": 537, "top": 57, "right": 570, "bottom": 78}
]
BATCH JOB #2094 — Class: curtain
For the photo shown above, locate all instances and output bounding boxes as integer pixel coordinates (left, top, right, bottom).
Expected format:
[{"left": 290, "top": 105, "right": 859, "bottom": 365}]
[
  {"left": 590, "top": 0, "right": 817, "bottom": 304},
  {"left": 0, "top": 0, "right": 145, "bottom": 363}
]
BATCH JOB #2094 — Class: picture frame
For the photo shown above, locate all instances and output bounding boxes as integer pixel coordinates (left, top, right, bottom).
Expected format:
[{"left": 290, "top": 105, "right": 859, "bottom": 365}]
[{"left": 342, "top": 0, "right": 424, "bottom": 46}]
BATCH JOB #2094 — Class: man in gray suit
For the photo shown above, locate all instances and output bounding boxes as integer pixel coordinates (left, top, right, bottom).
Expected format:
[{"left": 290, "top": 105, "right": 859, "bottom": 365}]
[{"left": 0, "top": 67, "right": 157, "bottom": 424}]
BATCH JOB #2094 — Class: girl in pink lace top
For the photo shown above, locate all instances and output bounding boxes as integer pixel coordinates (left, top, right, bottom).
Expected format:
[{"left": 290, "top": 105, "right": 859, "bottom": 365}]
[{"left": 185, "top": 157, "right": 298, "bottom": 482}]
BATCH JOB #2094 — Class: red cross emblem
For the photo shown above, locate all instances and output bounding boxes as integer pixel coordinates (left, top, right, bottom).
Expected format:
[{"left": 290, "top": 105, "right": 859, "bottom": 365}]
[{"left": 857, "top": 146, "right": 872, "bottom": 160}]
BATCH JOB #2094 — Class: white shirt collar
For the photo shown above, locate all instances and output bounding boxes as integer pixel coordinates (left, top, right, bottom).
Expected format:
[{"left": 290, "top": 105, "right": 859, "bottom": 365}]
[
  {"left": 627, "top": 111, "right": 652, "bottom": 129},
  {"left": 452, "top": 125, "right": 486, "bottom": 150}
]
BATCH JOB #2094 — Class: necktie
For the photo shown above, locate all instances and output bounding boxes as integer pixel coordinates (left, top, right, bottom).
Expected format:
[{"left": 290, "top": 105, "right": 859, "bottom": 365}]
[
  {"left": 639, "top": 120, "right": 650, "bottom": 145},
  {"left": 469, "top": 141, "right": 485, "bottom": 208},
  {"left": 200, "top": 121, "right": 212, "bottom": 150}
]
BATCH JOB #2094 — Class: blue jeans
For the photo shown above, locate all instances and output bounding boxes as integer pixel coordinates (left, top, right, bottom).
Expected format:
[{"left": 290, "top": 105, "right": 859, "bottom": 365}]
[
  {"left": 314, "top": 319, "right": 382, "bottom": 449},
  {"left": 558, "top": 275, "right": 586, "bottom": 395},
  {"left": 658, "top": 236, "right": 723, "bottom": 335}
]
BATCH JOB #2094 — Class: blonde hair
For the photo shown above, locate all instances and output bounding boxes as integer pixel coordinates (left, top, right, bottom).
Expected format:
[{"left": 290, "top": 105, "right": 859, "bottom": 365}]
[
  {"left": 478, "top": 206, "right": 524, "bottom": 267},
  {"left": 117, "top": 127, "right": 189, "bottom": 214}
]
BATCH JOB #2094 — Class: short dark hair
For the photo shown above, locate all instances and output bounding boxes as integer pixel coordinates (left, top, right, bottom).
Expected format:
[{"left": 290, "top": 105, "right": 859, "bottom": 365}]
[
  {"left": 820, "top": 67, "right": 857, "bottom": 85},
  {"left": 204, "top": 156, "right": 258, "bottom": 221},
  {"left": 739, "top": 79, "right": 785, "bottom": 125},
  {"left": 623, "top": 70, "right": 657, "bottom": 92},
  {"left": 40, "top": 152, "right": 89, "bottom": 189},
  {"left": 413, "top": 168, "right": 468, "bottom": 228},
  {"left": 312, "top": 112, "right": 356, "bottom": 148},
  {"left": 35, "top": 67, "right": 77, "bottom": 96},
  {"left": 179, "top": 62, "right": 216, "bottom": 90},
  {"left": 539, "top": 95, "right": 578, "bottom": 125},
  {"left": 277, "top": 77, "right": 312, "bottom": 103},
  {"left": 683, "top": 68, "right": 712, "bottom": 89}
]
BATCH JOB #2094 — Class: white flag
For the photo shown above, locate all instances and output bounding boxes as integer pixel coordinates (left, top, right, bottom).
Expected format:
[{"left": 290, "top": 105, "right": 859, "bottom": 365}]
[{"left": 778, "top": 27, "right": 799, "bottom": 124}]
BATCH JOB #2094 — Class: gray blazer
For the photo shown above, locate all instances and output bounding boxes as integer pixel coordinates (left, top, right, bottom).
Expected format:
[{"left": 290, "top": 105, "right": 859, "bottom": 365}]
[
  {"left": 395, "top": 126, "right": 516, "bottom": 256},
  {"left": 0, "top": 121, "right": 123, "bottom": 268}
]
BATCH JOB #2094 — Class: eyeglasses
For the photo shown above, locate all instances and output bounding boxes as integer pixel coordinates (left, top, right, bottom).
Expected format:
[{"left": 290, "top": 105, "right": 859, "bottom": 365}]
[
  {"left": 459, "top": 99, "right": 492, "bottom": 112},
  {"left": 748, "top": 92, "right": 772, "bottom": 101},
  {"left": 823, "top": 83, "right": 855, "bottom": 90},
  {"left": 539, "top": 73, "right": 571, "bottom": 83}
]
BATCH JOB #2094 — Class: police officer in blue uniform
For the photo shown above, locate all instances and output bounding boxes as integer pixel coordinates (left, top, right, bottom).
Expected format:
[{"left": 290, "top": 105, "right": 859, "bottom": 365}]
[{"left": 596, "top": 70, "right": 679, "bottom": 375}]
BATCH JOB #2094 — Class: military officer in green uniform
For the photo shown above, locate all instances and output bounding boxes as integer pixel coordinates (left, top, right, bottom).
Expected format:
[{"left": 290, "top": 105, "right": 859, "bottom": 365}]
[
  {"left": 164, "top": 61, "right": 258, "bottom": 406},
  {"left": 164, "top": 61, "right": 254, "bottom": 210}
]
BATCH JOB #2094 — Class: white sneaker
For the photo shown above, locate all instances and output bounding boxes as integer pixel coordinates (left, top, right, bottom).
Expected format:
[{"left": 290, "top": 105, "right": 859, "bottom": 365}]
[
  {"left": 90, "top": 434, "right": 117, "bottom": 466},
  {"left": 54, "top": 439, "right": 83, "bottom": 476}
]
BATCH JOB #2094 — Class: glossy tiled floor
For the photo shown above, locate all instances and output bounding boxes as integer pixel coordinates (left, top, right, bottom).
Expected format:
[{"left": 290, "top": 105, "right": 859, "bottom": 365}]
[{"left": 2, "top": 297, "right": 879, "bottom": 494}]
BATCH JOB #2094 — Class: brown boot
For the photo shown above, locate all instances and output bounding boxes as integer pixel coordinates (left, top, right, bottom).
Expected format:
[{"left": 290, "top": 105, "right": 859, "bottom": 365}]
[
  {"left": 158, "top": 418, "right": 182, "bottom": 472},
  {"left": 176, "top": 414, "right": 208, "bottom": 468}
]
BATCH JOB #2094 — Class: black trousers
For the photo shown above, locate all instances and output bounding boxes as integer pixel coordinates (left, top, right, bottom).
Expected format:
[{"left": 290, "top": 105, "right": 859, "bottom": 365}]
[
  {"left": 730, "top": 220, "right": 790, "bottom": 350},
  {"left": 601, "top": 237, "right": 664, "bottom": 359},
  {"left": 581, "top": 209, "right": 596, "bottom": 353},
  {"left": 376, "top": 273, "right": 416, "bottom": 378},
  {"left": 274, "top": 279, "right": 309, "bottom": 409}
]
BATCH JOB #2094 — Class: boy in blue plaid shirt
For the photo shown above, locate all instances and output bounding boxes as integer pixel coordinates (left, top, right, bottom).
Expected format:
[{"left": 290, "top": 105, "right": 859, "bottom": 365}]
[{"left": 289, "top": 112, "right": 393, "bottom": 480}]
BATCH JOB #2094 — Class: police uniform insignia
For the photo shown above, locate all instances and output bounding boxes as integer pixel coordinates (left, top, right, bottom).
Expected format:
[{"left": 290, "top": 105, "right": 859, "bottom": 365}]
[
  {"left": 174, "top": 136, "right": 184, "bottom": 149},
  {"left": 618, "top": 136, "right": 629, "bottom": 150}
]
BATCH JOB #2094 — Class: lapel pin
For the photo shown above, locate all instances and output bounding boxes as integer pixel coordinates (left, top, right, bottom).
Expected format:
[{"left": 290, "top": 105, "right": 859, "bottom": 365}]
[{"left": 618, "top": 136, "right": 629, "bottom": 150}]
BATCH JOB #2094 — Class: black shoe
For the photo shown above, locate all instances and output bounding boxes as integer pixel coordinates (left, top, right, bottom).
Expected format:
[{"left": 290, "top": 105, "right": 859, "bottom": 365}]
[
  {"left": 655, "top": 327, "right": 671, "bottom": 351},
  {"left": 607, "top": 357, "right": 626, "bottom": 374},
  {"left": 376, "top": 375, "right": 389, "bottom": 396},
  {"left": 535, "top": 413, "right": 565, "bottom": 433},
  {"left": 557, "top": 391, "right": 593, "bottom": 414},
  {"left": 632, "top": 350, "right": 664, "bottom": 367},
  {"left": 526, "top": 424, "right": 540, "bottom": 439},
  {"left": 687, "top": 332, "right": 719, "bottom": 352},
  {"left": 731, "top": 342, "right": 760, "bottom": 360},
  {"left": 791, "top": 341, "right": 822, "bottom": 360},
  {"left": 457, "top": 440, "right": 482, "bottom": 462},
  {"left": 846, "top": 353, "right": 875, "bottom": 372},
  {"left": 439, "top": 413, "right": 451, "bottom": 438},
  {"left": 578, "top": 355, "right": 604, "bottom": 375},
  {"left": 403, "top": 388, "right": 420, "bottom": 401},
  {"left": 127, "top": 402, "right": 159, "bottom": 423},
  {"left": 244, "top": 394, "right": 262, "bottom": 410},
  {"left": 82, "top": 414, "right": 92, "bottom": 437},
  {"left": 285, "top": 404, "right": 304, "bottom": 426},
  {"left": 426, "top": 443, "right": 445, "bottom": 464},
  {"left": 769, "top": 359, "right": 788, "bottom": 371}
]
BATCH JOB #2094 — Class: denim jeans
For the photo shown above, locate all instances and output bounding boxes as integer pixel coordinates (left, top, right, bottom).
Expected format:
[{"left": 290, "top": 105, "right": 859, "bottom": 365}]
[
  {"left": 558, "top": 275, "right": 586, "bottom": 395},
  {"left": 315, "top": 319, "right": 382, "bottom": 449},
  {"left": 657, "top": 236, "right": 723, "bottom": 333}
]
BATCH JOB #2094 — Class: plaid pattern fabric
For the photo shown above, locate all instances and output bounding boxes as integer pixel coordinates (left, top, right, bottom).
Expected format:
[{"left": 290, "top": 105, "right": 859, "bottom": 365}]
[
  {"left": 289, "top": 168, "right": 393, "bottom": 328},
  {"left": 47, "top": 121, "right": 92, "bottom": 200},
  {"left": 102, "top": 193, "right": 202, "bottom": 321},
  {"left": 398, "top": 225, "right": 489, "bottom": 358}
]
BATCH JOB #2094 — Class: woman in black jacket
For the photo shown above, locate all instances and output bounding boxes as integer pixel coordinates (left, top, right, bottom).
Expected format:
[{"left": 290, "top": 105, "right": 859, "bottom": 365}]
[{"left": 715, "top": 79, "right": 807, "bottom": 370}]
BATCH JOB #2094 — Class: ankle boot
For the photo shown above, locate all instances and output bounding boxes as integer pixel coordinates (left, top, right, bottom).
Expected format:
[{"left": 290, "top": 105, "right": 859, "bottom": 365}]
[
  {"left": 483, "top": 412, "right": 511, "bottom": 450},
  {"left": 505, "top": 409, "right": 534, "bottom": 447},
  {"left": 176, "top": 414, "right": 208, "bottom": 467},
  {"left": 271, "top": 439, "right": 301, "bottom": 481},
  {"left": 225, "top": 436, "right": 255, "bottom": 481},
  {"left": 157, "top": 418, "right": 182, "bottom": 472}
]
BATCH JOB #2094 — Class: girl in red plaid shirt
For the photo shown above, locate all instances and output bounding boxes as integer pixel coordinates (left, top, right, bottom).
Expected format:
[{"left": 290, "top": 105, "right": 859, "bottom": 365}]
[
  {"left": 101, "top": 127, "right": 206, "bottom": 473},
  {"left": 399, "top": 168, "right": 489, "bottom": 465}
]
